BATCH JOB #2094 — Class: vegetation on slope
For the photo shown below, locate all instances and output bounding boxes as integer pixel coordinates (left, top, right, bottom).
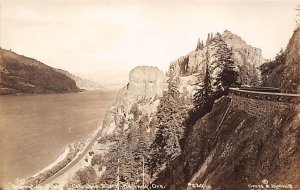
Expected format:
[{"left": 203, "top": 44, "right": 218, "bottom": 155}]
[
  {"left": 260, "top": 27, "right": 300, "bottom": 93},
  {"left": 0, "top": 48, "right": 79, "bottom": 95}
]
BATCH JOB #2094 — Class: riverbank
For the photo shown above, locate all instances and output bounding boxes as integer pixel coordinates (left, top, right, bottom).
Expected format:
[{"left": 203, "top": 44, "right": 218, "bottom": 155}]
[{"left": 10, "top": 126, "right": 102, "bottom": 190}]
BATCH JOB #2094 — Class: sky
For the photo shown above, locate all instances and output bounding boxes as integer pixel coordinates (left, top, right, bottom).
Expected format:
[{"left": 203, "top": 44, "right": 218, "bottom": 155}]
[{"left": 1, "top": 0, "right": 299, "bottom": 83}]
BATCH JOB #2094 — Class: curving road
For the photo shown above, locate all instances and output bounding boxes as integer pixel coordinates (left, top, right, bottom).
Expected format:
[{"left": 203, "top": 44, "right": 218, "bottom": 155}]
[{"left": 39, "top": 129, "right": 103, "bottom": 186}]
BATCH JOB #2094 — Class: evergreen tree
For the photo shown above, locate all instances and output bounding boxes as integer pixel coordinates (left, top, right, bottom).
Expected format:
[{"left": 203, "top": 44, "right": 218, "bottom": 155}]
[
  {"left": 149, "top": 75, "right": 188, "bottom": 177},
  {"left": 206, "top": 33, "right": 211, "bottom": 45},
  {"left": 196, "top": 38, "right": 204, "bottom": 51},
  {"left": 211, "top": 33, "right": 239, "bottom": 97},
  {"left": 193, "top": 46, "right": 214, "bottom": 115},
  {"left": 249, "top": 64, "right": 261, "bottom": 86},
  {"left": 260, "top": 49, "right": 286, "bottom": 86}
]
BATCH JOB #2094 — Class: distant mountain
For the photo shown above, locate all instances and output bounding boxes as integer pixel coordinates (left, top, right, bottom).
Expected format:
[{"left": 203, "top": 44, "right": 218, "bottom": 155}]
[
  {"left": 55, "top": 69, "right": 103, "bottom": 90},
  {"left": 76, "top": 69, "right": 129, "bottom": 88},
  {"left": 0, "top": 48, "right": 80, "bottom": 95}
]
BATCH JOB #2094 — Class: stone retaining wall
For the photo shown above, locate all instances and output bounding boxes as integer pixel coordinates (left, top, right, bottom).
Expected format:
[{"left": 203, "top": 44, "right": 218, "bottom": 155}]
[{"left": 228, "top": 89, "right": 299, "bottom": 118}]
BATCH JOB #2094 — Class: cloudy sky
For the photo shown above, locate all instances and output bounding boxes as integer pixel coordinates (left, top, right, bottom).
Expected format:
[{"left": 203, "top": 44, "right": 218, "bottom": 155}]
[{"left": 1, "top": 0, "right": 299, "bottom": 83}]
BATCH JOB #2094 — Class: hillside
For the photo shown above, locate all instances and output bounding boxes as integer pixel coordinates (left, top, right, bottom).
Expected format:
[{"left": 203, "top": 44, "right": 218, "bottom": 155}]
[
  {"left": 55, "top": 69, "right": 103, "bottom": 90},
  {"left": 154, "top": 95, "right": 300, "bottom": 189},
  {"left": 0, "top": 48, "right": 80, "bottom": 95}
]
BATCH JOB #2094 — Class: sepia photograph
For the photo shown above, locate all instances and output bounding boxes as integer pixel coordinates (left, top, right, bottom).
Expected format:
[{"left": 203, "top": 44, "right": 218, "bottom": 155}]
[{"left": 0, "top": 0, "right": 299, "bottom": 190}]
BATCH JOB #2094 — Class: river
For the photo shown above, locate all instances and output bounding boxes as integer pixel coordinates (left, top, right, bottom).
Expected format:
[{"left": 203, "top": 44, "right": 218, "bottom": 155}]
[{"left": 0, "top": 90, "right": 118, "bottom": 190}]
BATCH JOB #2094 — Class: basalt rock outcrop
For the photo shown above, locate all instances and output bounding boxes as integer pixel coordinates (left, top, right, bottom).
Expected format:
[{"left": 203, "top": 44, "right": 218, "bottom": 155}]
[
  {"left": 102, "top": 66, "right": 167, "bottom": 135},
  {"left": 0, "top": 48, "right": 79, "bottom": 95},
  {"left": 117, "top": 66, "right": 166, "bottom": 101},
  {"left": 281, "top": 28, "right": 300, "bottom": 93},
  {"left": 261, "top": 28, "right": 300, "bottom": 93},
  {"left": 169, "top": 30, "right": 264, "bottom": 86}
]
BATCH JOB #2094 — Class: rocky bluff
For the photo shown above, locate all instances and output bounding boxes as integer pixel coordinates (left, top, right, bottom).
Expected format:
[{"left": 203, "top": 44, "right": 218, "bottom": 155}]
[
  {"left": 118, "top": 66, "right": 166, "bottom": 101},
  {"left": 261, "top": 28, "right": 300, "bottom": 93},
  {"left": 169, "top": 30, "right": 264, "bottom": 86},
  {"left": 101, "top": 66, "right": 167, "bottom": 136}
]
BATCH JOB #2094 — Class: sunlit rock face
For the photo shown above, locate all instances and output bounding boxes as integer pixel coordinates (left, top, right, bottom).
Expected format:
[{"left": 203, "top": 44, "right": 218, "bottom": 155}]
[
  {"left": 118, "top": 66, "right": 167, "bottom": 101},
  {"left": 222, "top": 30, "right": 265, "bottom": 68},
  {"left": 102, "top": 66, "right": 167, "bottom": 136},
  {"left": 168, "top": 30, "right": 265, "bottom": 85}
]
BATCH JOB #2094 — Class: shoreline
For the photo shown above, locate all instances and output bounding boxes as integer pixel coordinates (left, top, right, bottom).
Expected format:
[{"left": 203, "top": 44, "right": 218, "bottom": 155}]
[
  {"left": 32, "top": 146, "right": 71, "bottom": 178},
  {"left": 10, "top": 125, "right": 103, "bottom": 190}
]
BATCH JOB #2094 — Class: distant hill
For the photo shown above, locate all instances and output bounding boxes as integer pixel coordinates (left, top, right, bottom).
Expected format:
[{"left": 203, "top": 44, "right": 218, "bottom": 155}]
[
  {"left": 55, "top": 69, "right": 103, "bottom": 91},
  {"left": 0, "top": 48, "right": 80, "bottom": 95}
]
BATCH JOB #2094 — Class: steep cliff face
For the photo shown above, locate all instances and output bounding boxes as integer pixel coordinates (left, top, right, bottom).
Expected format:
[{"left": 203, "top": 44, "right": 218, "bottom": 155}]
[
  {"left": 117, "top": 66, "right": 166, "bottom": 101},
  {"left": 261, "top": 28, "right": 300, "bottom": 93},
  {"left": 154, "top": 95, "right": 300, "bottom": 190},
  {"left": 102, "top": 66, "right": 167, "bottom": 136},
  {"left": 282, "top": 28, "right": 300, "bottom": 93},
  {"left": 0, "top": 48, "right": 79, "bottom": 95},
  {"left": 169, "top": 30, "right": 263, "bottom": 86},
  {"left": 55, "top": 69, "right": 103, "bottom": 90}
]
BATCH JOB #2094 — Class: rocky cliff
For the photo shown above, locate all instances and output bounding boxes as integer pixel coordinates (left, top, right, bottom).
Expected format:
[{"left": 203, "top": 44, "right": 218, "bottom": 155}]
[
  {"left": 169, "top": 30, "right": 264, "bottom": 86},
  {"left": 102, "top": 66, "right": 167, "bottom": 136},
  {"left": 55, "top": 69, "right": 103, "bottom": 90},
  {"left": 281, "top": 28, "right": 300, "bottom": 93},
  {"left": 260, "top": 28, "right": 300, "bottom": 93},
  {"left": 0, "top": 48, "right": 79, "bottom": 95}
]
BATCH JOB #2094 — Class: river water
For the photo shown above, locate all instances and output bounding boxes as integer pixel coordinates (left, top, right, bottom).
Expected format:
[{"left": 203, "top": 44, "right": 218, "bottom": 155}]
[{"left": 0, "top": 90, "right": 118, "bottom": 190}]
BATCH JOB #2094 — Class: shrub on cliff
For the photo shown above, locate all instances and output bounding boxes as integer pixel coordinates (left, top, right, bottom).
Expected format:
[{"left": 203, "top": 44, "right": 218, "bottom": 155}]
[
  {"left": 130, "top": 103, "right": 142, "bottom": 121},
  {"left": 260, "top": 49, "right": 286, "bottom": 87},
  {"left": 91, "top": 154, "right": 103, "bottom": 166},
  {"left": 75, "top": 166, "right": 97, "bottom": 185}
]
